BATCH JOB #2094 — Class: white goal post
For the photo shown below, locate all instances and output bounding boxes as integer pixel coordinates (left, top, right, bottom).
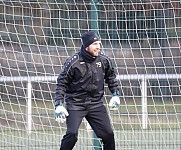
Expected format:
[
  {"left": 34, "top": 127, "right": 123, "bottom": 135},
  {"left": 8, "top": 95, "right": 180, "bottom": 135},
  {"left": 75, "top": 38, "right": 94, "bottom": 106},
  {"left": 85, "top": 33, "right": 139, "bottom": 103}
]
[{"left": 1, "top": 73, "right": 181, "bottom": 132}]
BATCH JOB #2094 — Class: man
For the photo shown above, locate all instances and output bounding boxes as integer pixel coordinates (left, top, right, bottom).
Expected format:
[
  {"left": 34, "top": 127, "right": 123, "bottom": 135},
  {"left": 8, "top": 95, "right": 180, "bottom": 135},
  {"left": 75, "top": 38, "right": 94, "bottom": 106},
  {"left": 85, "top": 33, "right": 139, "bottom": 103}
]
[{"left": 55, "top": 31, "right": 120, "bottom": 150}]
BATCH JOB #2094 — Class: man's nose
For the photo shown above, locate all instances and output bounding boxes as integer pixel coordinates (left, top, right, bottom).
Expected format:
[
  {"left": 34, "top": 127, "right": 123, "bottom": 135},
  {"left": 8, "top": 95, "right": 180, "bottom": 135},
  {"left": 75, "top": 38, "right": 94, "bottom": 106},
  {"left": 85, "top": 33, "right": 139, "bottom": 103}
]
[{"left": 96, "top": 44, "right": 100, "bottom": 49}]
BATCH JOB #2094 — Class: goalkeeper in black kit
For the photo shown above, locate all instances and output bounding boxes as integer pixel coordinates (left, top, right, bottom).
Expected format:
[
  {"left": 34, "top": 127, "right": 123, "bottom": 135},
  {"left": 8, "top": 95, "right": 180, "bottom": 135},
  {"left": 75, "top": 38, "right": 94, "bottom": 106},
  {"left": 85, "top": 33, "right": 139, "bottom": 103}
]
[{"left": 55, "top": 31, "right": 120, "bottom": 150}]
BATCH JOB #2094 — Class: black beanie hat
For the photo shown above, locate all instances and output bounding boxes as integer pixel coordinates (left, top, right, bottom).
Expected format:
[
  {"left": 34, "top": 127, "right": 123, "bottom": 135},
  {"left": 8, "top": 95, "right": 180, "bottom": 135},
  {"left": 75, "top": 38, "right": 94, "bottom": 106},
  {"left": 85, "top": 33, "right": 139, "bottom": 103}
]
[{"left": 81, "top": 31, "right": 100, "bottom": 48}]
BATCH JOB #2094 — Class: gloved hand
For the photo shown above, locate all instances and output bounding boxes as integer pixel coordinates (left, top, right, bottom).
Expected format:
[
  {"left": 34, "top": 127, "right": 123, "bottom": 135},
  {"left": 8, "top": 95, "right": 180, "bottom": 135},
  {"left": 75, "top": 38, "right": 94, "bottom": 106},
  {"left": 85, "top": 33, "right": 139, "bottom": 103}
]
[
  {"left": 55, "top": 105, "right": 69, "bottom": 123},
  {"left": 109, "top": 95, "right": 120, "bottom": 110}
]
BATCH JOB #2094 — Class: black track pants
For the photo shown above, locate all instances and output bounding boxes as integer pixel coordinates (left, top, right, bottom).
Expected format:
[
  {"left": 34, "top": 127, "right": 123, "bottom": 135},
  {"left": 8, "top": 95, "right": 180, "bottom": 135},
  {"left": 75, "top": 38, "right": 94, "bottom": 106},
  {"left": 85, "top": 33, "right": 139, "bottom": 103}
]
[{"left": 60, "top": 105, "right": 115, "bottom": 150}]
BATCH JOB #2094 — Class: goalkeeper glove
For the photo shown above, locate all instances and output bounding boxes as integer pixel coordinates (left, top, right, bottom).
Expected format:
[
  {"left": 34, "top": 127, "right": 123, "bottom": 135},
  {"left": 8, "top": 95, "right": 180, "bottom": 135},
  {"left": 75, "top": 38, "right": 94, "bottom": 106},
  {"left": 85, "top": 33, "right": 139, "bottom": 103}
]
[
  {"left": 55, "top": 105, "right": 69, "bottom": 123},
  {"left": 109, "top": 92, "right": 120, "bottom": 110}
]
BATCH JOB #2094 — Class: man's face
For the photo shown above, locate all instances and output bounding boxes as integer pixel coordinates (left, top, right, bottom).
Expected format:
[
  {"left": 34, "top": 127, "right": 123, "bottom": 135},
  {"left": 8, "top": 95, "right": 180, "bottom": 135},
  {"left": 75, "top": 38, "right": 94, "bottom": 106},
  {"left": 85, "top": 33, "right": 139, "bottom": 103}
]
[{"left": 85, "top": 41, "right": 101, "bottom": 57}]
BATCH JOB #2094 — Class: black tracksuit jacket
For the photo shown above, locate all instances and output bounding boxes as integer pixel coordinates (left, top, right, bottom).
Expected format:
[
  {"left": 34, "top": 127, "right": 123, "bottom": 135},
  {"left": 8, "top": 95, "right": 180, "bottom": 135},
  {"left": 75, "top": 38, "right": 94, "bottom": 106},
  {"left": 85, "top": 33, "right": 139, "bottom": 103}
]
[{"left": 55, "top": 46, "right": 119, "bottom": 110}]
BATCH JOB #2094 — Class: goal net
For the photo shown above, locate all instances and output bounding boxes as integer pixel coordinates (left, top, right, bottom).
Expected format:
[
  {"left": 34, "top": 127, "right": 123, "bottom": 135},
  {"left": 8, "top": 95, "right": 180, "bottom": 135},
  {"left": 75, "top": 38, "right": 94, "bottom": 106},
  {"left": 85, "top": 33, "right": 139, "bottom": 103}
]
[{"left": 0, "top": 0, "right": 181, "bottom": 150}]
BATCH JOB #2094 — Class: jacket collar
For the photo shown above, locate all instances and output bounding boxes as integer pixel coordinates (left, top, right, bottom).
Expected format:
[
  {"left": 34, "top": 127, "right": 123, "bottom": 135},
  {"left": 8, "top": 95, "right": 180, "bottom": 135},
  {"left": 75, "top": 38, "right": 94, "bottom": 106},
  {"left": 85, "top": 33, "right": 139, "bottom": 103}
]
[{"left": 80, "top": 45, "right": 97, "bottom": 63}]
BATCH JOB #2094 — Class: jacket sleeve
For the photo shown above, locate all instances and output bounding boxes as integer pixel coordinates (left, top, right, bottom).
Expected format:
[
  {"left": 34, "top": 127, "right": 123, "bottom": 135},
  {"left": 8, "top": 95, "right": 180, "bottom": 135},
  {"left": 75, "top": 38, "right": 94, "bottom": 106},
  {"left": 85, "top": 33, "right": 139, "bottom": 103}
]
[
  {"left": 104, "top": 56, "right": 120, "bottom": 95},
  {"left": 54, "top": 57, "right": 74, "bottom": 107}
]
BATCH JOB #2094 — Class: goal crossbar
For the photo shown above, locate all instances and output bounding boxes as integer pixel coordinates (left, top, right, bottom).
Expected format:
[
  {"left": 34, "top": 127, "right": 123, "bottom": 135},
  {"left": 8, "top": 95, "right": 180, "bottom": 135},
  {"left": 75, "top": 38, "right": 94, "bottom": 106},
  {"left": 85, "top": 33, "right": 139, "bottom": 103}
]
[{"left": 1, "top": 74, "right": 181, "bottom": 82}]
